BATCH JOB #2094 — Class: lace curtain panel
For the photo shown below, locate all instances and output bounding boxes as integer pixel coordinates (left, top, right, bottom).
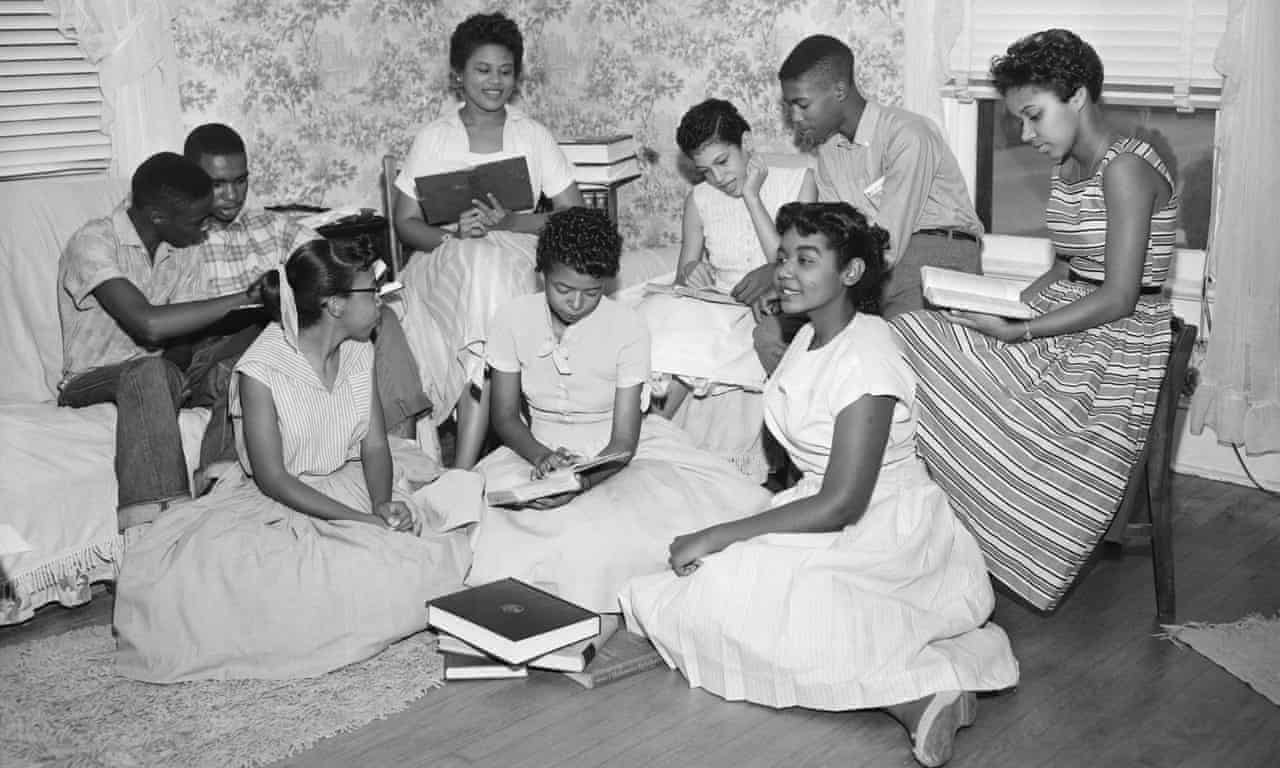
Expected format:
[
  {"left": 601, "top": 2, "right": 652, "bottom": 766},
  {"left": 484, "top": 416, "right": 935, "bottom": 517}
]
[
  {"left": 1189, "top": 0, "right": 1280, "bottom": 455},
  {"left": 42, "top": 0, "right": 182, "bottom": 177}
]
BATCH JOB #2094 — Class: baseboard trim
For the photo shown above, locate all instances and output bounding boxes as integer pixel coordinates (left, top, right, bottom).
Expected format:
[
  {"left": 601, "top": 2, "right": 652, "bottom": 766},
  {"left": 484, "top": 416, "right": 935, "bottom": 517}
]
[{"left": 1172, "top": 408, "right": 1280, "bottom": 489}]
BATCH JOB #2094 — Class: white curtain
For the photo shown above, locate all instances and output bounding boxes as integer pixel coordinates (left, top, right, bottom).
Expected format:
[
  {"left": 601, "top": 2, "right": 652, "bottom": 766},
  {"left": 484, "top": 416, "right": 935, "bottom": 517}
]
[
  {"left": 901, "top": 0, "right": 964, "bottom": 129},
  {"left": 42, "top": 0, "right": 183, "bottom": 178},
  {"left": 1189, "top": 0, "right": 1280, "bottom": 454}
]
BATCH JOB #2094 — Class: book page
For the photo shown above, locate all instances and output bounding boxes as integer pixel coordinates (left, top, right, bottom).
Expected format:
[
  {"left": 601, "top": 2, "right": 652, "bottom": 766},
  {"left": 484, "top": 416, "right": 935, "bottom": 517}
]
[
  {"left": 921, "top": 267, "right": 1034, "bottom": 319},
  {"left": 644, "top": 282, "right": 741, "bottom": 306}
]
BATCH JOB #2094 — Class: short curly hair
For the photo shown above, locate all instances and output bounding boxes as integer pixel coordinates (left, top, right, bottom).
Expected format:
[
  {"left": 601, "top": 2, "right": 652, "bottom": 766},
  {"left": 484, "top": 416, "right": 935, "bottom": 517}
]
[
  {"left": 450, "top": 12, "right": 524, "bottom": 79},
  {"left": 536, "top": 207, "right": 622, "bottom": 279},
  {"left": 676, "top": 98, "right": 752, "bottom": 155},
  {"left": 775, "top": 202, "right": 889, "bottom": 316},
  {"left": 990, "top": 28, "right": 1103, "bottom": 103},
  {"left": 778, "top": 34, "right": 854, "bottom": 86}
]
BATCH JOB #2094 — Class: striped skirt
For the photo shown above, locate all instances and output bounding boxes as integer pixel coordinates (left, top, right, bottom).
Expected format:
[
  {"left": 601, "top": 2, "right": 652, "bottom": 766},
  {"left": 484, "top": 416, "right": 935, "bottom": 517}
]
[
  {"left": 399, "top": 232, "right": 539, "bottom": 423},
  {"left": 890, "top": 281, "right": 1172, "bottom": 611}
]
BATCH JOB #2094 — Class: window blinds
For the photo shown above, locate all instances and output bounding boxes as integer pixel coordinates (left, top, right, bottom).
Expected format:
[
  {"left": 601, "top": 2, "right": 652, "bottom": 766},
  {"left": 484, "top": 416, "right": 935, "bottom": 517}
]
[
  {"left": 948, "top": 0, "right": 1228, "bottom": 110},
  {"left": 0, "top": 0, "right": 110, "bottom": 179}
]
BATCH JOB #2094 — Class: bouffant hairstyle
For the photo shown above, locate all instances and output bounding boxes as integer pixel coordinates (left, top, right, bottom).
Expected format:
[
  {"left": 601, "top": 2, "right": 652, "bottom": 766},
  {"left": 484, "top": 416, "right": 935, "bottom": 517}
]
[
  {"left": 990, "top": 28, "right": 1104, "bottom": 103},
  {"left": 775, "top": 202, "right": 889, "bottom": 316},
  {"left": 450, "top": 12, "right": 524, "bottom": 79},
  {"left": 535, "top": 207, "right": 622, "bottom": 279},
  {"left": 130, "top": 152, "right": 212, "bottom": 212},
  {"left": 261, "top": 236, "right": 379, "bottom": 329},
  {"left": 676, "top": 98, "right": 752, "bottom": 155},
  {"left": 777, "top": 34, "right": 854, "bottom": 86},
  {"left": 183, "top": 123, "right": 246, "bottom": 162}
]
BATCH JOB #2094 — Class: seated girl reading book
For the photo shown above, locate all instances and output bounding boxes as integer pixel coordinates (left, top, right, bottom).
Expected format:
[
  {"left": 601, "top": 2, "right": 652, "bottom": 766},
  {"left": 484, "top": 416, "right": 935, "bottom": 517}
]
[
  {"left": 391, "top": 13, "right": 584, "bottom": 471},
  {"left": 638, "top": 99, "right": 816, "bottom": 480},
  {"left": 113, "top": 238, "right": 475, "bottom": 683},
  {"left": 466, "top": 207, "right": 771, "bottom": 613},
  {"left": 622, "top": 203, "right": 1019, "bottom": 768}
]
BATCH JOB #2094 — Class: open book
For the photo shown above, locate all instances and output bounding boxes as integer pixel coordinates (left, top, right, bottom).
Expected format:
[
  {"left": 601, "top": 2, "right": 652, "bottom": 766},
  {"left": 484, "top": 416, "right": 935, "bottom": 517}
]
[
  {"left": 921, "top": 266, "right": 1035, "bottom": 319},
  {"left": 485, "top": 451, "right": 632, "bottom": 507},
  {"left": 643, "top": 281, "right": 742, "bottom": 306},
  {"left": 414, "top": 155, "right": 534, "bottom": 225}
]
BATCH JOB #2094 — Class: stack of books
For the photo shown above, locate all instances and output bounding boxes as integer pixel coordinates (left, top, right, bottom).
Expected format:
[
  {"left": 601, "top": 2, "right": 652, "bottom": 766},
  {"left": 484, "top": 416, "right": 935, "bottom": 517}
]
[
  {"left": 427, "top": 578, "right": 664, "bottom": 687},
  {"left": 558, "top": 134, "right": 640, "bottom": 188}
]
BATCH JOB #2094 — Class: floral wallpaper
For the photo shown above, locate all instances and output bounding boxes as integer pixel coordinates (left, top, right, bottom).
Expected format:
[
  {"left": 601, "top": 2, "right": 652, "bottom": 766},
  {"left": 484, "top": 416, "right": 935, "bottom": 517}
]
[{"left": 172, "top": 0, "right": 902, "bottom": 247}]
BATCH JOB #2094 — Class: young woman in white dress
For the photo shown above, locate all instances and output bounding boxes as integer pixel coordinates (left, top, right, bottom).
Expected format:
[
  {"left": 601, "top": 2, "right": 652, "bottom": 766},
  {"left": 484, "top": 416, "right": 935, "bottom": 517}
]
[
  {"left": 113, "top": 239, "right": 475, "bottom": 682},
  {"left": 465, "top": 208, "right": 772, "bottom": 613},
  {"left": 391, "top": 12, "right": 584, "bottom": 470},
  {"left": 638, "top": 98, "right": 816, "bottom": 480},
  {"left": 621, "top": 202, "right": 1020, "bottom": 767}
]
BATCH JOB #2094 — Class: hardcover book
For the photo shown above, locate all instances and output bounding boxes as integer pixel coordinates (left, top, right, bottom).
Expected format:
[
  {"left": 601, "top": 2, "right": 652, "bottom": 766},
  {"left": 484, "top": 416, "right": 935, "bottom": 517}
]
[
  {"left": 920, "top": 266, "right": 1035, "bottom": 319},
  {"left": 643, "top": 281, "right": 742, "bottom": 306},
  {"left": 426, "top": 578, "right": 601, "bottom": 665},
  {"left": 563, "top": 628, "right": 665, "bottom": 689},
  {"left": 414, "top": 155, "right": 534, "bottom": 225},
  {"left": 441, "top": 652, "right": 528, "bottom": 681},
  {"left": 558, "top": 134, "right": 636, "bottom": 165},
  {"left": 438, "top": 615, "right": 621, "bottom": 674},
  {"left": 571, "top": 156, "right": 641, "bottom": 186},
  {"left": 484, "top": 451, "right": 632, "bottom": 507}
]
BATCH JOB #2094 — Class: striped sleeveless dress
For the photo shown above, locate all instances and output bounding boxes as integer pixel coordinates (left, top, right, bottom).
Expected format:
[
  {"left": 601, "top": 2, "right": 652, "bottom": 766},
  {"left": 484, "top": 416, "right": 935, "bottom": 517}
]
[{"left": 891, "top": 137, "right": 1176, "bottom": 612}]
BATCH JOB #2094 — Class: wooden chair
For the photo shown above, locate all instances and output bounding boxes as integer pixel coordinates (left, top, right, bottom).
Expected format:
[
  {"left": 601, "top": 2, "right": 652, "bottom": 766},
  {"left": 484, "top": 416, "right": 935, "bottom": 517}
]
[
  {"left": 1103, "top": 317, "right": 1199, "bottom": 623},
  {"left": 379, "top": 154, "right": 406, "bottom": 279}
]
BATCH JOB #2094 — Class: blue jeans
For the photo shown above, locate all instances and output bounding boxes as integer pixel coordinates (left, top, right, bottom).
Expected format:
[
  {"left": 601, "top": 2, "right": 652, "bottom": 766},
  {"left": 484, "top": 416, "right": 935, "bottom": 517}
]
[{"left": 58, "top": 357, "right": 191, "bottom": 508}]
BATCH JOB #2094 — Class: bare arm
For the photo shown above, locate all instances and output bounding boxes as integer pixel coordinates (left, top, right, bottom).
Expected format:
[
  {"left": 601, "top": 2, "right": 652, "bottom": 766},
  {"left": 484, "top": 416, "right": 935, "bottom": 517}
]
[
  {"left": 239, "top": 373, "right": 373, "bottom": 523},
  {"left": 579, "top": 383, "right": 643, "bottom": 490},
  {"left": 674, "top": 191, "right": 709, "bottom": 285},
  {"left": 359, "top": 364, "right": 394, "bottom": 509},
  {"left": 392, "top": 188, "right": 455, "bottom": 253},
  {"left": 93, "top": 277, "right": 257, "bottom": 348},
  {"left": 489, "top": 368, "right": 555, "bottom": 466},
  {"left": 492, "top": 183, "right": 586, "bottom": 235},
  {"left": 669, "top": 394, "right": 894, "bottom": 570},
  {"left": 1018, "top": 257, "right": 1072, "bottom": 303}
]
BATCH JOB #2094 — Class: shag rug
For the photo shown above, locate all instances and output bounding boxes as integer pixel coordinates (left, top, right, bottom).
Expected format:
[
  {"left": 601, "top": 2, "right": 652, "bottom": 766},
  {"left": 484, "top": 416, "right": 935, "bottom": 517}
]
[
  {"left": 1163, "top": 613, "right": 1280, "bottom": 706},
  {"left": 0, "top": 626, "right": 444, "bottom": 767}
]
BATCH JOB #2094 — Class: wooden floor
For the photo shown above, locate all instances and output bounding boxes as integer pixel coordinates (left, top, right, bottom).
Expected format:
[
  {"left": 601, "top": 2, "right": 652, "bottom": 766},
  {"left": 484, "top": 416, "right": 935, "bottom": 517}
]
[{"left": 5, "top": 473, "right": 1279, "bottom": 768}]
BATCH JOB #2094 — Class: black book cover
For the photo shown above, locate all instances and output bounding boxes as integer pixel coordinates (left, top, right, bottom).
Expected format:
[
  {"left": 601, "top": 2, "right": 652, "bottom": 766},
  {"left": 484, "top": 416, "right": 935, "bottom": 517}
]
[
  {"left": 427, "top": 578, "right": 596, "bottom": 642},
  {"left": 414, "top": 156, "right": 533, "bottom": 225}
]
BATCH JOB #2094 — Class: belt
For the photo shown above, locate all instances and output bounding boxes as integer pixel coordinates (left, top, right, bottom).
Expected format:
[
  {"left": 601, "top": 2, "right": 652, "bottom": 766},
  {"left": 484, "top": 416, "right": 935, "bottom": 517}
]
[
  {"left": 915, "top": 228, "right": 978, "bottom": 243},
  {"left": 1069, "top": 270, "right": 1163, "bottom": 295}
]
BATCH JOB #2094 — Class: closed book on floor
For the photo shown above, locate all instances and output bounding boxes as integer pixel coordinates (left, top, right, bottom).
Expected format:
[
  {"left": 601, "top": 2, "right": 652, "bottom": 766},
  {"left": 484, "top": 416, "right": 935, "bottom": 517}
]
[
  {"left": 426, "top": 578, "right": 601, "bottom": 665},
  {"left": 558, "top": 134, "right": 636, "bottom": 165},
  {"left": 414, "top": 155, "right": 534, "bottom": 225},
  {"left": 920, "top": 266, "right": 1035, "bottom": 319},
  {"left": 563, "top": 628, "right": 664, "bottom": 689},
  {"left": 441, "top": 652, "right": 529, "bottom": 680},
  {"left": 438, "top": 614, "right": 620, "bottom": 673}
]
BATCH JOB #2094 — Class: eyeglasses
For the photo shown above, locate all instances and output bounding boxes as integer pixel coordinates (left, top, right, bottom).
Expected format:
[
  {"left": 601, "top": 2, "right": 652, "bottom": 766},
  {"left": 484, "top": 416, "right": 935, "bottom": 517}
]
[{"left": 345, "top": 280, "right": 403, "bottom": 298}]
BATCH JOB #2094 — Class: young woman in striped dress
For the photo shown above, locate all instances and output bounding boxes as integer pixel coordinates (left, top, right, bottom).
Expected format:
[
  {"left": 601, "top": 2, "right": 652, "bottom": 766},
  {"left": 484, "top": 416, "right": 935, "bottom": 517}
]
[
  {"left": 891, "top": 29, "right": 1178, "bottom": 613},
  {"left": 113, "top": 239, "right": 474, "bottom": 682},
  {"left": 623, "top": 203, "right": 1018, "bottom": 768}
]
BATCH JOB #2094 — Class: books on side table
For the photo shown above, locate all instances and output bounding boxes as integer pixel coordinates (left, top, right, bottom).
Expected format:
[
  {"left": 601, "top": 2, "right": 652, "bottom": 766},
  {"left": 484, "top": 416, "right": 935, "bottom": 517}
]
[
  {"left": 920, "top": 266, "right": 1035, "bottom": 319},
  {"left": 558, "top": 134, "right": 641, "bottom": 187},
  {"left": 484, "top": 450, "right": 632, "bottom": 507},
  {"left": 426, "top": 578, "right": 601, "bottom": 667},
  {"left": 413, "top": 155, "right": 534, "bottom": 225},
  {"left": 558, "top": 134, "right": 636, "bottom": 165}
]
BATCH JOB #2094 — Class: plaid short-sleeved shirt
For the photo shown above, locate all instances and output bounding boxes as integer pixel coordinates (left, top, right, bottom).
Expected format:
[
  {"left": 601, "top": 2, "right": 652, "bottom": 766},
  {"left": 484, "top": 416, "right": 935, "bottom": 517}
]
[
  {"left": 180, "top": 209, "right": 317, "bottom": 299},
  {"left": 58, "top": 203, "right": 201, "bottom": 381}
]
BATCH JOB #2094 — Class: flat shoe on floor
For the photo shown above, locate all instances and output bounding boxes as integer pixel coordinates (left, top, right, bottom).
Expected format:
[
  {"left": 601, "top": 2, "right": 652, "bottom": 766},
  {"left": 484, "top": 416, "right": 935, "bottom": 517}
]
[{"left": 912, "top": 690, "right": 977, "bottom": 767}]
